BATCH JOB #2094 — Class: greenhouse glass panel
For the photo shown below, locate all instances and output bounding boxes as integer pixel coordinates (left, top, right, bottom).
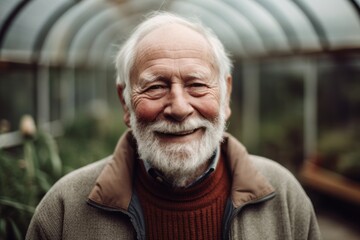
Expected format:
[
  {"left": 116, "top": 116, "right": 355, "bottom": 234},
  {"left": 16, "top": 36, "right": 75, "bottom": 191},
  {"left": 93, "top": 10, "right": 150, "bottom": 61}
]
[
  {"left": 301, "top": 0, "right": 360, "bottom": 49},
  {"left": 74, "top": 67, "right": 97, "bottom": 114},
  {"left": 88, "top": 20, "right": 132, "bottom": 66},
  {"left": 256, "top": 0, "right": 321, "bottom": 51},
  {"left": 106, "top": 66, "right": 119, "bottom": 107},
  {"left": 176, "top": 0, "right": 265, "bottom": 56},
  {"left": 0, "top": 0, "right": 22, "bottom": 31},
  {"left": 170, "top": 1, "right": 244, "bottom": 56},
  {"left": 49, "top": 66, "right": 62, "bottom": 122},
  {"left": 224, "top": 0, "right": 291, "bottom": 52},
  {"left": 316, "top": 55, "right": 360, "bottom": 183},
  {"left": 256, "top": 58, "right": 305, "bottom": 172},
  {"left": 67, "top": 7, "right": 120, "bottom": 65},
  {"left": 0, "top": 63, "right": 35, "bottom": 132},
  {"left": 2, "top": 0, "right": 69, "bottom": 63},
  {"left": 41, "top": 0, "right": 108, "bottom": 65},
  {"left": 227, "top": 59, "right": 244, "bottom": 141}
]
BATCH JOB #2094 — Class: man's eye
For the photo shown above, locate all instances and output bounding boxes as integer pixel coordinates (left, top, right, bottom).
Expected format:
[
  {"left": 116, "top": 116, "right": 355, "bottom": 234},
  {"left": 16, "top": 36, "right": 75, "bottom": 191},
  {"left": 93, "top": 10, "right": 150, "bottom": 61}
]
[
  {"left": 147, "top": 85, "right": 166, "bottom": 91},
  {"left": 191, "top": 83, "right": 206, "bottom": 87},
  {"left": 143, "top": 85, "right": 168, "bottom": 98},
  {"left": 187, "top": 82, "right": 209, "bottom": 97},
  {"left": 188, "top": 82, "right": 208, "bottom": 89}
]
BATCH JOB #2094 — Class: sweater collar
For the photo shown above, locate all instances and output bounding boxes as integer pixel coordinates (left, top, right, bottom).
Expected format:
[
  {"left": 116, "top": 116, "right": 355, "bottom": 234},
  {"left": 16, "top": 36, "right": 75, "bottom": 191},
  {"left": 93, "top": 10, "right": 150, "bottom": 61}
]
[{"left": 88, "top": 130, "right": 275, "bottom": 211}]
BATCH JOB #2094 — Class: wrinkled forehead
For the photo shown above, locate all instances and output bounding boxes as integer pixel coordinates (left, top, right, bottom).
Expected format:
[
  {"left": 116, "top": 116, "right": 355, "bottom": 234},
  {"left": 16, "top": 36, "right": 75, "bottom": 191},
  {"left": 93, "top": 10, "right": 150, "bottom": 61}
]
[{"left": 133, "top": 23, "right": 216, "bottom": 70}]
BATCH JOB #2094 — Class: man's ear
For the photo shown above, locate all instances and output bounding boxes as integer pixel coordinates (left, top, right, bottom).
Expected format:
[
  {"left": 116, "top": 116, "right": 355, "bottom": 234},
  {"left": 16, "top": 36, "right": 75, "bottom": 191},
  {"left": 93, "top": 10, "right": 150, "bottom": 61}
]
[
  {"left": 117, "top": 85, "right": 131, "bottom": 128},
  {"left": 225, "top": 74, "right": 232, "bottom": 120}
]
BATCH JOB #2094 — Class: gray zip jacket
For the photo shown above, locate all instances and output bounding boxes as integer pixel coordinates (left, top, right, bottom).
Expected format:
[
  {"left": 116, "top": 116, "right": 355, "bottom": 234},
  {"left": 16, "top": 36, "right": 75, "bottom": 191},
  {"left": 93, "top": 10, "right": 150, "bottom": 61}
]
[{"left": 26, "top": 131, "right": 321, "bottom": 239}]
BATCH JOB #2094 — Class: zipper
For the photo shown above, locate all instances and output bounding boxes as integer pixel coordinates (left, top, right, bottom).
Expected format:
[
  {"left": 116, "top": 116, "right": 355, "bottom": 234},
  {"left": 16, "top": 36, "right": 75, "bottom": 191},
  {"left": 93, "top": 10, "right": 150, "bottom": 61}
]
[
  {"left": 223, "top": 192, "right": 276, "bottom": 240},
  {"left": 87, "top": 199, "right": 144, "bottom": 240}
]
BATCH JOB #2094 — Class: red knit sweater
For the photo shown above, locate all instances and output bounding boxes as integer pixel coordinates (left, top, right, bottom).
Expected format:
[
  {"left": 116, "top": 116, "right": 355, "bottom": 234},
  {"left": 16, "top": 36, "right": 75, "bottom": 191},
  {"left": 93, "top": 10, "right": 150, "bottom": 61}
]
[{"left": 134, "top": 154, "right": 231, "bottom": 240}]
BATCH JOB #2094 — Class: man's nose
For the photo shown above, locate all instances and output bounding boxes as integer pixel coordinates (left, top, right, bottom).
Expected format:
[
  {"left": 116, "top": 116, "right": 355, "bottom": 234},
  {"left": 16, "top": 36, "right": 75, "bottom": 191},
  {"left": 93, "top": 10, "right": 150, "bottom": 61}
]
[{"left": 163, "top": 85, "right": 194, "bottom": 122}]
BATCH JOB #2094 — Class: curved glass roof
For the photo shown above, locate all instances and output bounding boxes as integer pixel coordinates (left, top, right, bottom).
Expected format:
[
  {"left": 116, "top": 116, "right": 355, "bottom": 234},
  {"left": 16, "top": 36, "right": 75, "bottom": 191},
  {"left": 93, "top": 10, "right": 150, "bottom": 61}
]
[
  {"left": 1, "top": 0, "right": 360, "bottom": 66},
  {"left": 302, "top": 0, "right": 360, "bottom": 48}
]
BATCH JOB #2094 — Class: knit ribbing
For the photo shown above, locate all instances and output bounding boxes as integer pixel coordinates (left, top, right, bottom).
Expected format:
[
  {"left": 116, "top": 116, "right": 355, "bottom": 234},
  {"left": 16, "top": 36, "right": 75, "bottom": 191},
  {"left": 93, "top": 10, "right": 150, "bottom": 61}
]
[{"left": 134, "top": 153, "right": 231, "bottom": 240}]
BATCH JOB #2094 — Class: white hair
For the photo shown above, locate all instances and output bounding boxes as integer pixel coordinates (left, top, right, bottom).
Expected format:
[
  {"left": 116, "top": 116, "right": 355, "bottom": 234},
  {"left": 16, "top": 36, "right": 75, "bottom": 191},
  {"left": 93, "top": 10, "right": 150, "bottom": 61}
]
[{"left": 114, "top": 11, "right": 233, "bottom": 108}]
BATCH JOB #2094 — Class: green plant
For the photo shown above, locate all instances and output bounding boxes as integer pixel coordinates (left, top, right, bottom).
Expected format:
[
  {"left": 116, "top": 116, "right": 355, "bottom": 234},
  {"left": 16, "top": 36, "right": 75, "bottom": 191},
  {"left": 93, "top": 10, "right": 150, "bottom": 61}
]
[
  {"left": 57, "top": 112, "right": 126, "bottom": 173},
  {"left": 0, "top": 112, "right": 126, "bottom": 239},
  {"left": 0, "top": 130, "right": 62, "bottom": 239}
]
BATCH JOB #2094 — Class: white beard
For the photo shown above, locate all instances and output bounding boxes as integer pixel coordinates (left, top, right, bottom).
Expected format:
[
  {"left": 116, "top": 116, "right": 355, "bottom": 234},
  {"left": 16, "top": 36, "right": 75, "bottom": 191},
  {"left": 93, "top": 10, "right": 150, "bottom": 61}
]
[{"left": 130, "top": 110, "right": 226, "bottom": 187}]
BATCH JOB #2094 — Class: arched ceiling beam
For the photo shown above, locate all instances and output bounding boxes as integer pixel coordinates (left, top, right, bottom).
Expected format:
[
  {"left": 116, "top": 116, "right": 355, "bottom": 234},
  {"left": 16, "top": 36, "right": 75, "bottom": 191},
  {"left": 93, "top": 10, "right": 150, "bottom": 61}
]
[
  {"left": 32, "top": 0, "right": 78, "bottom": 64},
  {"left": 7, "top": 0, "right": 360, "bottom": 66},
  {"left": 255, "top": 0, "right": 321, "bottom": 52},
  {"left": 0, "top": 0, "right": 31, "bottom": 55},
  {"left": 1, "top": 0, "right": 73, "bottom": 63},
  {"left": 89, "top": 15, "right": 144, "bottom": 68},
  {"left": 40, "top": 0, "right": 108, "bottom": 65},
  {"left": 176, "top": 0, "right": 267, "bottom": 56},
  {"left": 167, "top": 1, "right": 245, "bottom": 56},
  {"left": 224, "top": 0, "right": 291, "bottom": 54},
  {"left": 299, "top": 0, "right": 360, "bottom": 49},
  {"left": 67, "top": 0, "right": 165, "bottom": 66},
  {"left": 55, "top": 0, "right": 252, "bottom": 66},
  {"left": 292, "top": 0, "right": 330, "bottom": 50}
]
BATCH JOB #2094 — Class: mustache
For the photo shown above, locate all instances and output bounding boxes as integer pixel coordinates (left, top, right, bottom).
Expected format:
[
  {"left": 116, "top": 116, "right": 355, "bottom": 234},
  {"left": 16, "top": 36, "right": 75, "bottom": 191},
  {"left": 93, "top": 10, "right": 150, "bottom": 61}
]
[{"left": 144, "top": 118, "right": 215, "bottom": 134}]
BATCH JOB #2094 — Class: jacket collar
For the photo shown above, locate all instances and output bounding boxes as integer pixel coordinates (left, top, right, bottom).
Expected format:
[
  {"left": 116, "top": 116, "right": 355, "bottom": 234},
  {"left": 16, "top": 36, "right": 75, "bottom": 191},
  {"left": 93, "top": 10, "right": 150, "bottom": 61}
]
[
  {"left": 88, "top": 131, "right": 137, "bottom": 210},
  {"left": 221, "top": 133, "right": 274, "bottom": 208},
  {"left": 88, "top": 131, "right": 274, "bottom": 210}
]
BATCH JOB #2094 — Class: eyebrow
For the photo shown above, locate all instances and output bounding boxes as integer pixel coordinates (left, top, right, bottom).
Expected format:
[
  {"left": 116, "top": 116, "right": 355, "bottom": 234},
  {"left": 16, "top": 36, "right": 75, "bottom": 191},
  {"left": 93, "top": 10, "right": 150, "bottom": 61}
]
[
  {"left": 185, "top": 71, "right": 207, "bottom": 80},
  {"left": 139, "top": 72, "right": 160, "bottom": 83},
  {"left": 139, "top": 69, "right": 210, "bottom": 84}
]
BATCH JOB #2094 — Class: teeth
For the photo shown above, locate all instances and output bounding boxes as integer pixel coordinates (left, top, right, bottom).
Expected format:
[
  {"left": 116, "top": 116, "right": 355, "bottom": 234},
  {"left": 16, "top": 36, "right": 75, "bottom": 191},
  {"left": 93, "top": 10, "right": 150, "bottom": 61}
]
[
  {"left": 159, "top": 129, "right": 196, "bottom": 136},
  {"left": 172, "top": 130, "right": 195, "bottom": 135}
]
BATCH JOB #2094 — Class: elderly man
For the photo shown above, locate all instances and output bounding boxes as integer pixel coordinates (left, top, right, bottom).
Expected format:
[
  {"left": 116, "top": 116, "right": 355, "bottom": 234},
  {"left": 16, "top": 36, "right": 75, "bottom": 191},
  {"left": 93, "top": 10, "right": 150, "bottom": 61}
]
[{"left": 26, "top": 12, "right": 321, "bottom": 240}]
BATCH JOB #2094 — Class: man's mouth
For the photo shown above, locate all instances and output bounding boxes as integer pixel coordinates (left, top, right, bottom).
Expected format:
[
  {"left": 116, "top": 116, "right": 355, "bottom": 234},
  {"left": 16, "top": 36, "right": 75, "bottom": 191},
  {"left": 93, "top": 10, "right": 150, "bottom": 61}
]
[{"left": 155, "top": 128, "right": 200, "bottom": 137}]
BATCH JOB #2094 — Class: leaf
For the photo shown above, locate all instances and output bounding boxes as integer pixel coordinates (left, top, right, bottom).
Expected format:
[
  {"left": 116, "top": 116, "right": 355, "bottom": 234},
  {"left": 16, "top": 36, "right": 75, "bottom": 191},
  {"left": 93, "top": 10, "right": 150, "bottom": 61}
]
[
  {"left": 9, "top": 218, "right": 23, "bottom": 240},
  {"left": 42, "top": 132, "right": 62, "bottom": 177},
  {"left": 0, "top": 197, "right": 35, "bottom": 213},
  {"left": 0, "top": 218, "right": 5, "bottom": 237},
  {"left": 35, "top": 170, "right": 52, "bottom": 192},
  {"left": 24, "top": 141, "right": 36, "bottom": 179}
]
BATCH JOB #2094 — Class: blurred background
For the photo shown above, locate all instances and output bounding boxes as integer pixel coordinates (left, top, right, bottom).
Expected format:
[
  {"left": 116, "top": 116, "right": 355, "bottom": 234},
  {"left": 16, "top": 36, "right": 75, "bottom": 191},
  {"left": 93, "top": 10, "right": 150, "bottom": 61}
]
[{"left": 1, "top": 0, "right": 360, "bottom": 239}]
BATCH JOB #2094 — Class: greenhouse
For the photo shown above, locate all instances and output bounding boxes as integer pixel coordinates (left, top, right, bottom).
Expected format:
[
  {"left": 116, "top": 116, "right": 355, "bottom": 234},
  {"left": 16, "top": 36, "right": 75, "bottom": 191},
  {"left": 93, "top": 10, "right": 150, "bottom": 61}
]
[{"left": 1, "top": 0, "right": 360, "bottom": 239}]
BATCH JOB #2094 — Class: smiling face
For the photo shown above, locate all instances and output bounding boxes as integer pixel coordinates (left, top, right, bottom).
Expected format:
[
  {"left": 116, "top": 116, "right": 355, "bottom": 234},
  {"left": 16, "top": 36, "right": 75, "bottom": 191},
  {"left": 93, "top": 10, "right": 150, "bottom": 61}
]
[
  {"left": 131, "top": 24, "right": 221, "bottom": 141},
  {"left": 120, "top": 23, "right": 230, "bottom": 187}
]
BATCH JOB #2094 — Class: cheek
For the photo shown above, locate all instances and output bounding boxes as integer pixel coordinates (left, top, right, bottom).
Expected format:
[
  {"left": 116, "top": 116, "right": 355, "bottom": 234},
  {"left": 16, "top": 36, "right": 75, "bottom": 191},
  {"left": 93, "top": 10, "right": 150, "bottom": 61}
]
[
  {"left": 194, "top": 98, "right": 221, "bottom": 121},
  {"left": 133, "top": 99, "right": 163, "bottom": 122}
]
